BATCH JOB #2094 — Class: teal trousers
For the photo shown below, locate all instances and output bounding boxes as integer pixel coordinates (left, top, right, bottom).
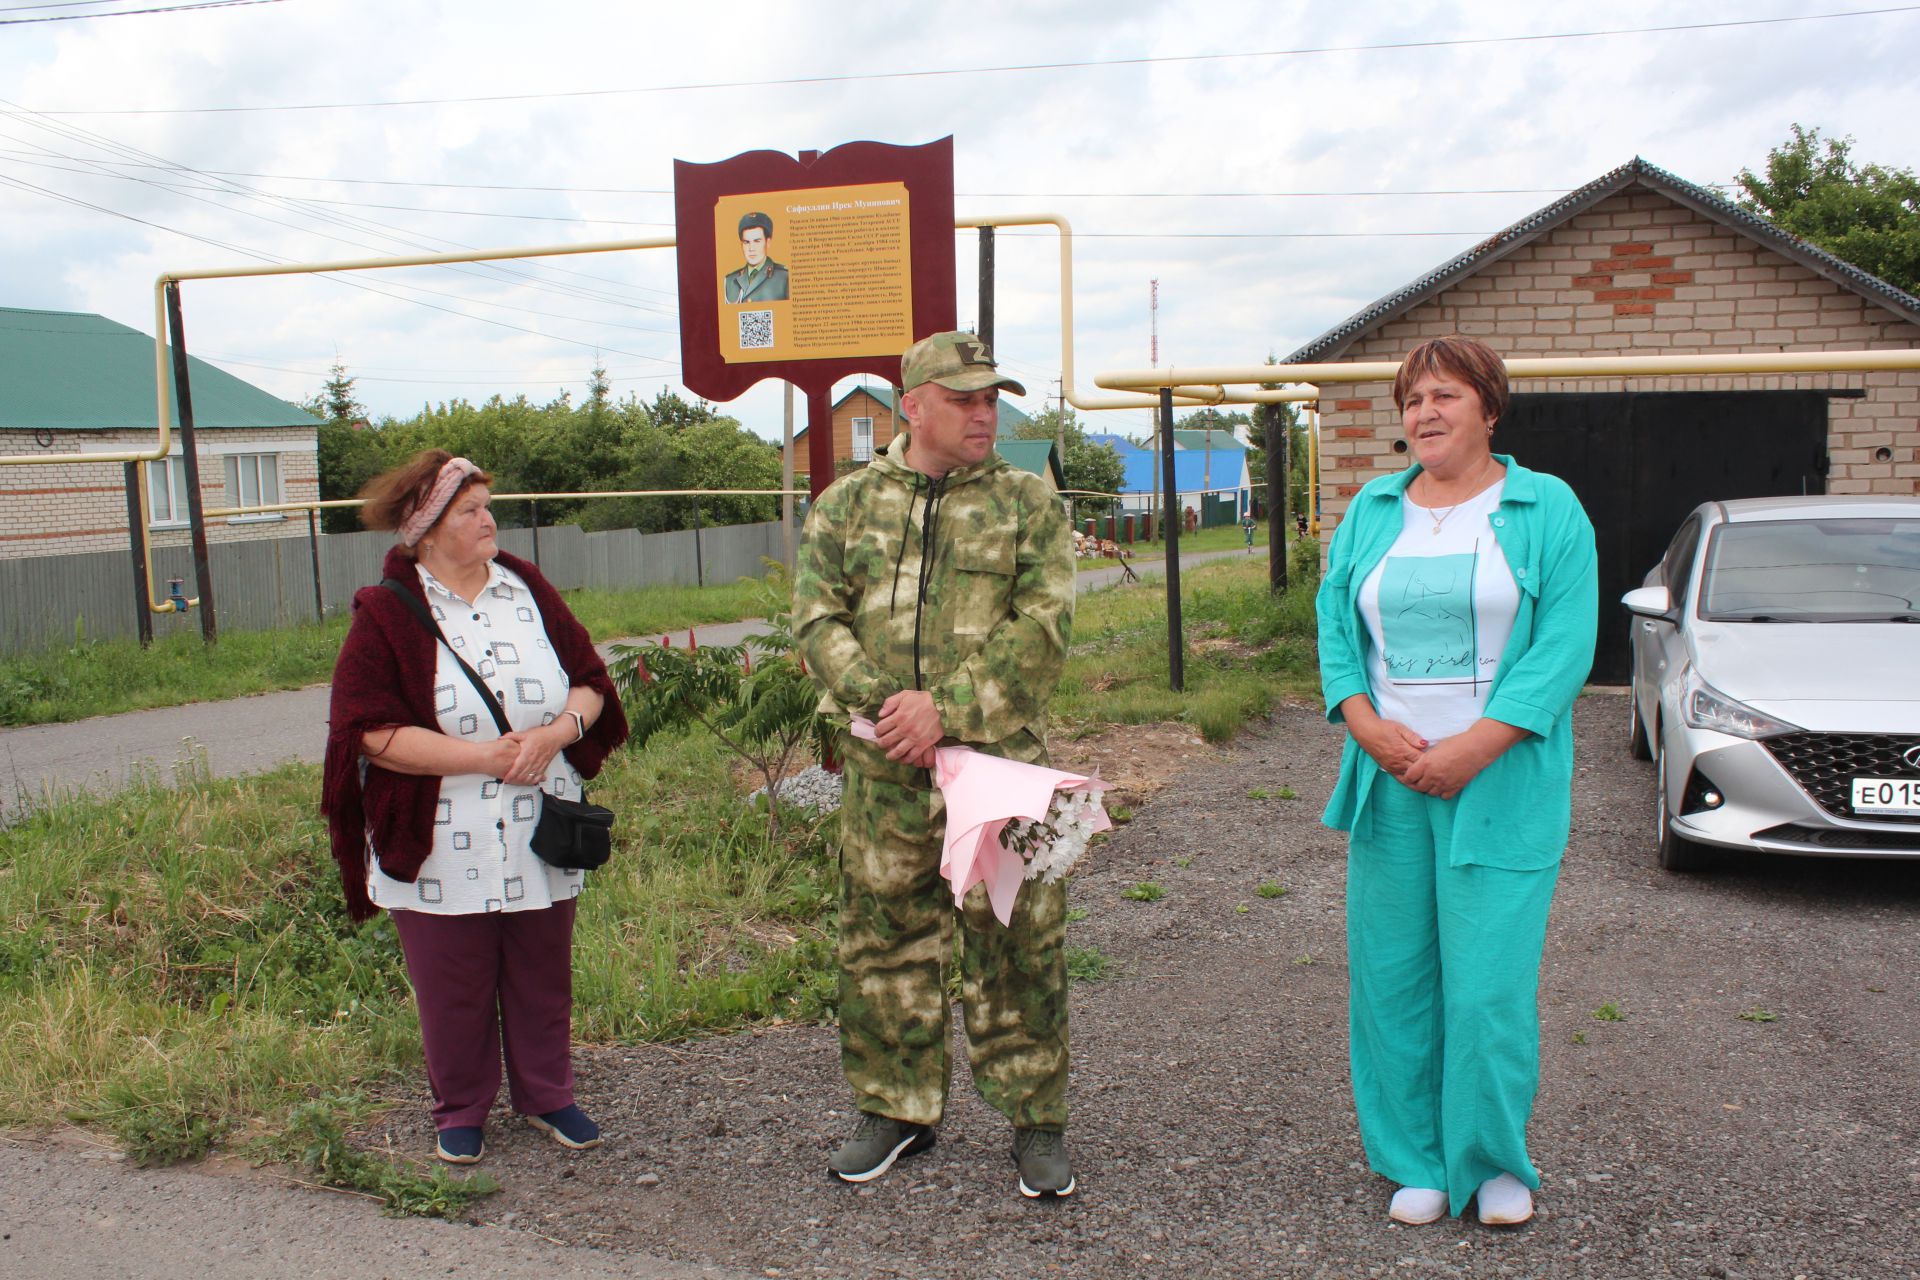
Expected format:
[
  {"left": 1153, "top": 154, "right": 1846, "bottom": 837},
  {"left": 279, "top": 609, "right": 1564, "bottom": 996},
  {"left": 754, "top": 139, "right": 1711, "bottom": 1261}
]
[{"left": 1346, "top": 774, "right": 1560, "bottom": 1217}]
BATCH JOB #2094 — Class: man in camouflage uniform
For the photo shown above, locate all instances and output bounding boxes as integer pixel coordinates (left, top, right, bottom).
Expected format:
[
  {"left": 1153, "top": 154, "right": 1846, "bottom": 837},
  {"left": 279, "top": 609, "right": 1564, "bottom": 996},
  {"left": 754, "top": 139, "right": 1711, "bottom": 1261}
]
[{"left": 793, "top": 330, "right": 1078, "bottom": 1198}]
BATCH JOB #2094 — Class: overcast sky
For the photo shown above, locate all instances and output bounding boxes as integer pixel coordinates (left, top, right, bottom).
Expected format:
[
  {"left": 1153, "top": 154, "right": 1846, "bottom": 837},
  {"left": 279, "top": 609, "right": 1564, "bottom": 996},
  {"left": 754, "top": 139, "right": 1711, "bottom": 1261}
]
[{"left": 5, "top": 0, "right": 1917, "bottom": 445}]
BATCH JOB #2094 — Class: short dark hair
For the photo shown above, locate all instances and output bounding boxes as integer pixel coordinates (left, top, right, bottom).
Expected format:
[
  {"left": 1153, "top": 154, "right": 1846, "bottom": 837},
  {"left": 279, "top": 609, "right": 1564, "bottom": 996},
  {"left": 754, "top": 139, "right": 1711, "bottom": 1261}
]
[
  {"left": 1392, "top": 334, "right": 1510, "bottom": 426},
  {"left": 738, "top": 211, "right": 774, "bottom": 240}
]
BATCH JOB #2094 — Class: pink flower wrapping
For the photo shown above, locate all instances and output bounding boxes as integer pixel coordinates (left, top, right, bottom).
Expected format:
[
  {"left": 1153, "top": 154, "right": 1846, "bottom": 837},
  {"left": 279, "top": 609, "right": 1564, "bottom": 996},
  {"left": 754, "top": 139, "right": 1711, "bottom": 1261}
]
[{"left": 850, "top": 717, "right": 1111, "bottom": 925}]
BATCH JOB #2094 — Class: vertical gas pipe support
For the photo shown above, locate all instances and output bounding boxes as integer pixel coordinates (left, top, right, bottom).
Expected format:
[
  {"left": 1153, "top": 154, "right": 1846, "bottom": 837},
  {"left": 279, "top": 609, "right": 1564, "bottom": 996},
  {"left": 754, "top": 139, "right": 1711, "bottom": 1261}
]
[
  {"left": 1269, "top": 410, "right": 1288, "bottom": 595},
  {"left": 306, "top": 505, "right": 325, "bottom": 621},
  {"left": 163, "top": 281, "right": 217, "bottom": 643},
  {"left": 978, "top": 224, "right": 995, "bottom": 350},
  {"left": 1160, "top": 386, "right": 1183, "bottom": 693},
  {"left": 122, "top": 461, "right": 155, "bottom": 647}
]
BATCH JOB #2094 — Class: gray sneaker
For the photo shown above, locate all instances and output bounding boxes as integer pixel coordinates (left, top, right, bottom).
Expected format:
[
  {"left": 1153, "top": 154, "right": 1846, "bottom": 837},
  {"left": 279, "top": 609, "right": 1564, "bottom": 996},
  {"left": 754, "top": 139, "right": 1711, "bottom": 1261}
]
[
  {"left": 828, "top": 1113, "right": 936, "bottom": 1183},
  {"left": 1012, "top": 1128, "right": 1076, "bottom": 1198}
]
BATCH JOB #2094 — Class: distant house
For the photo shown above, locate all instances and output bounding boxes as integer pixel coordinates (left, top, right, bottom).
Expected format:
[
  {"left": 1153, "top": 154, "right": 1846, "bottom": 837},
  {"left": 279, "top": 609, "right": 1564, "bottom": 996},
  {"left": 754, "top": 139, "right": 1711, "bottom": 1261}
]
[
  {"left": 1288, "top": 156, "right": 1920, "bottom": 680},
  {"left": 786, "top": 382, "right": 1034, "bottom": 478},
  {"left": 993, "top": 438, "right": 1065, "bottom": 490},
  {"left": 1114, "top": 442, "right": 1251, "bottom": 522},
  {"left": 1082, "top": 429, "right": 1252, "bottom": 518},
  {"left": 0, "top": 306, "right": 321, "bottom": 560}
]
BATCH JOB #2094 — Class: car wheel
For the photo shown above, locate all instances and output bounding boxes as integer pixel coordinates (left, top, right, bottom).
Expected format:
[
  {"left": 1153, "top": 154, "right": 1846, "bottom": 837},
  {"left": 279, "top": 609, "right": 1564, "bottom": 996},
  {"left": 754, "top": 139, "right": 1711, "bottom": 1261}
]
[
  {"left": 1628, "top": 689, "right": 1653, "bottom": 761},
  {"left": 1655, "top": 738, "right": 1709, "bottom": 873}
]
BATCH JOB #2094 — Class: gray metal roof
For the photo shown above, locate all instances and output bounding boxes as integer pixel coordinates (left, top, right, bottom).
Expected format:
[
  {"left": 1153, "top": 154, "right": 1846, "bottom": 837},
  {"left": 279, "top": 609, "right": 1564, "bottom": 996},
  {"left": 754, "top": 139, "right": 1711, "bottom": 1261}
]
[{"left": 1284, "top": 157, "right": 1920, "bottom": 364}]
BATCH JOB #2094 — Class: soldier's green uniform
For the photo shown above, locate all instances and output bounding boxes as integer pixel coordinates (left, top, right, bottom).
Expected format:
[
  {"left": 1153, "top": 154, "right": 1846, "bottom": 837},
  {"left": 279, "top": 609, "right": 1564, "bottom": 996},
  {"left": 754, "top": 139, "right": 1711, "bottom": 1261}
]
[{"left": 794, "top": 418, "right": 1076, "bottom": 1133}]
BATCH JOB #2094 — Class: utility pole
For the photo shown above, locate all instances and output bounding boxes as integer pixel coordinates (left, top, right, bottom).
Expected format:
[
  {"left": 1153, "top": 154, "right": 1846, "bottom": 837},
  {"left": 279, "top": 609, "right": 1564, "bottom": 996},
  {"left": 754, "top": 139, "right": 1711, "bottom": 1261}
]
[{"left": 781, "top": 381, "right": 796, "bottom": 571}]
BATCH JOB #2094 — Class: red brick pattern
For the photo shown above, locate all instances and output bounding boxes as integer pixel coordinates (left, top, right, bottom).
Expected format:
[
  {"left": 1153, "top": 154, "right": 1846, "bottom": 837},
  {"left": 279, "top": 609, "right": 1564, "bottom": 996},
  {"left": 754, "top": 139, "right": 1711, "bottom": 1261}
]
[
  {"left": 0, "top": 427, "right": 320, "bottom": 559},
  {"left": 1311, "top": 184, "right": 1920, "bottom": 541}
]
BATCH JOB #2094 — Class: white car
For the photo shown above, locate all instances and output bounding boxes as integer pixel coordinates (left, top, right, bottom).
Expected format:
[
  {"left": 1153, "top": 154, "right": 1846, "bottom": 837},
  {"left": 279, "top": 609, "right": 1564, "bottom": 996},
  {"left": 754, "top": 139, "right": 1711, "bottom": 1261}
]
[{"left": 1622, "top": 495, "right": 1920, "bottom": 871}]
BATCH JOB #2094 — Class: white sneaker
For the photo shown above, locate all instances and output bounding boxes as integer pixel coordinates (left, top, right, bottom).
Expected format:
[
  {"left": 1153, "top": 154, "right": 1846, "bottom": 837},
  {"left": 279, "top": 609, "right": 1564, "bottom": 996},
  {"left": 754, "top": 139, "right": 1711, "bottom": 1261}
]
[
  {"left": 1475, "top": 1172, "right": 1533, "bottom": 1225},
  {"left": 1388, "top": 1185, "right": 1448, "bottom": 1224}
]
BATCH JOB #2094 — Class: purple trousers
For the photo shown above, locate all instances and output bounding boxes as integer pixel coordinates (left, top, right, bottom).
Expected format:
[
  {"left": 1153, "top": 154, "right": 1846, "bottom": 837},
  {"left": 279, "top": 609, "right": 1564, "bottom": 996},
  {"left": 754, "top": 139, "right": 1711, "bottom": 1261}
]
[{"left": 390, "top": 900, "right": 577, "bottom": 1131}]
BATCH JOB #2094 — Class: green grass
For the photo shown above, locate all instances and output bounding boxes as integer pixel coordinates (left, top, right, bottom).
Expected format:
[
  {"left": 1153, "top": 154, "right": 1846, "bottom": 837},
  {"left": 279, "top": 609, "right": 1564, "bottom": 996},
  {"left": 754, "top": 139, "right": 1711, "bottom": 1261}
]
[
  {"left": 1119, "top": 519, "right": 1284, "bottom": 557},
  {"left": 1056, "top": 555, "right": 1320, "bottom": 743},
  {"left": 0, "top": 728, "right": 836, "bottom": 1192},
  {"left": 1255, "top": 881, "right": 1287, "bottom": 899},
  {"left": 1066, "top": 944, "right": 1115, "bottom": 983},
  {"left": 1738, "top": 1008, "right": 1778, "bottom": 1023},
  {"left": 0, "top": 576, "right": 777, "bottom": 728},
  {"left": 1592, "top": 1001, "right": 1627, "bottom": 1022},
  {"left": 1120, "top": 881, "right": 1165, "bottom": 902}
]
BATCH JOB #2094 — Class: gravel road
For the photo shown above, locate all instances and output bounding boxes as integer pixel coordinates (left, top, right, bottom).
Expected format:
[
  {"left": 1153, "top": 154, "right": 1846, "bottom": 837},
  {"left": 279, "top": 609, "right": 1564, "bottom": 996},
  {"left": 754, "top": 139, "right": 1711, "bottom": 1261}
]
[{"left": 335, "top": 694, "right": 1917, "bottom": 1279}]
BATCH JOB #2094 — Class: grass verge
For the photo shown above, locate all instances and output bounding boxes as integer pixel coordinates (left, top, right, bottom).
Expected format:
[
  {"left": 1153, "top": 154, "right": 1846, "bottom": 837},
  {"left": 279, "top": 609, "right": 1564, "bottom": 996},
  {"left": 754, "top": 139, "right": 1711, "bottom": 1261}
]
[
  {"left": 1058, "top": 554, "right": 1319, "bottom": 742},
  {"left": 0, "top": 575, "right": 776, "bottom": 728},
  {"left": 1, "top": 537, "right": 1318, "bottom": 1206},
  {"left": 0, "top": 730, "right": 835, "bottom": 1212}
]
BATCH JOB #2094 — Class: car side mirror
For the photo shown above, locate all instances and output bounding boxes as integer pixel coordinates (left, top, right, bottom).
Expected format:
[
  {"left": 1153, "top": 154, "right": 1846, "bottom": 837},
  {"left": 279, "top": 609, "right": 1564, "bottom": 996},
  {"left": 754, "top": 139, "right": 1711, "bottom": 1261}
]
[{"left": 1621, "top": 585, "right": 1675, "bottom": 621}]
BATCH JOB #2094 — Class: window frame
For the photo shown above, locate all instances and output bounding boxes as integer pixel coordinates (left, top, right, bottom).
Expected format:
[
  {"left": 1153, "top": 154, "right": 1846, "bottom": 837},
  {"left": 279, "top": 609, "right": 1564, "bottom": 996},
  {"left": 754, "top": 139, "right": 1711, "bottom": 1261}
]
[
  {"left": 222, "top": 451, "right": 284, "bottom": 523},
  {"left": 850, "top": 416, "right": 874, "bottom": 463}
]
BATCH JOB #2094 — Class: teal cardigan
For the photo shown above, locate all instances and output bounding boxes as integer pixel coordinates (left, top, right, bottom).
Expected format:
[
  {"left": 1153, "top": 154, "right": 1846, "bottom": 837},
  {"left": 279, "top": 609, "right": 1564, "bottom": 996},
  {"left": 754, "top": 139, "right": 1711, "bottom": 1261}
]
[{"left": 1316, "top": 455, "right": 1599, "bottom": 869}]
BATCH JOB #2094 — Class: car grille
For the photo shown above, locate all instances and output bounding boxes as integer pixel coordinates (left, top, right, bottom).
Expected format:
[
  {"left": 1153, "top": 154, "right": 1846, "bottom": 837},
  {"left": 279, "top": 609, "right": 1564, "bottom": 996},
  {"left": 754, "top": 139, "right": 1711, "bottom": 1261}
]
[
  {"left": 1754, "top": 824, "right": 1920, "bottom": 854},
  {"left": 1763, "top": 733, "right": 1920, "bottom": 826}
]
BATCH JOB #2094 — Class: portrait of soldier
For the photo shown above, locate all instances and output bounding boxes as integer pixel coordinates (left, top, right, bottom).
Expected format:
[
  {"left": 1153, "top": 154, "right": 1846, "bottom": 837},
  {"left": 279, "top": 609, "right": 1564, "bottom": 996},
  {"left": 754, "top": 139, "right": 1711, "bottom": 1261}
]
[{"left": 722, "top": 211, "right": 790, "bottom": 303}]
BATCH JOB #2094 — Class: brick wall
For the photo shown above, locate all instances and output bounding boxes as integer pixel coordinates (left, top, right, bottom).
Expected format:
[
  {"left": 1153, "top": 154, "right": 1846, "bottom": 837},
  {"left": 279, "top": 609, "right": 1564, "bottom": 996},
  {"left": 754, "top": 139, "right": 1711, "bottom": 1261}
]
[
  {"left": 1314, "top": 185, "right": 1920, "bottom": 539},
  {"left": 0, "top": 426, "right": 319, "bottom": 559}
]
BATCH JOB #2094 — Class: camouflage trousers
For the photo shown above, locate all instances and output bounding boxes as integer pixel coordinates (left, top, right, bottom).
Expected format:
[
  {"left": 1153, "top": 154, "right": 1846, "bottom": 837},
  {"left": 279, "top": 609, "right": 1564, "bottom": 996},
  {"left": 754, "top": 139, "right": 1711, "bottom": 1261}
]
[{"left": 836, "top": 764, "right": 1069, "bottom": 1132}]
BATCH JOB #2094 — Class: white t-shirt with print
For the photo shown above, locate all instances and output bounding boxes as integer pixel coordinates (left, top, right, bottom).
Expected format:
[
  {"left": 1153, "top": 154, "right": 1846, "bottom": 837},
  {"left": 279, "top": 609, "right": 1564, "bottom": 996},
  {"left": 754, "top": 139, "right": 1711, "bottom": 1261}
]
[
  {"left": 368, "top": 560, "right": 587, "bottom": 914},
  {"left": 1357, "top": 481, "right": 1520, "bottom": 743}
]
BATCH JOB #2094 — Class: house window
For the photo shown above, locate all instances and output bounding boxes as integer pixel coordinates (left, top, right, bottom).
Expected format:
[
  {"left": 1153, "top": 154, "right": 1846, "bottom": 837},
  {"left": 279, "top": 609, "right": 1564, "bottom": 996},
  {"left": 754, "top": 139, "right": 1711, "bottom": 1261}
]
[
  {"left": 224, "top": 453, "right": 282, "bottom": 518},
  {"left": 146, "top": 456, "right": 190, "bottom": 527},
  {"left": 851, "top": 417, "right": 874, "bottom": 462}
]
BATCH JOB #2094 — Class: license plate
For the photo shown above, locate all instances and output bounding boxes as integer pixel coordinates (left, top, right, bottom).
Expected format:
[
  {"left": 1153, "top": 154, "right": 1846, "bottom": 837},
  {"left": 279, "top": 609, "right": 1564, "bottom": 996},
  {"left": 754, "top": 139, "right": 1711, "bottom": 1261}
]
[{"left": 1851, "top": 777, "right": 1920, "bottom": 815}]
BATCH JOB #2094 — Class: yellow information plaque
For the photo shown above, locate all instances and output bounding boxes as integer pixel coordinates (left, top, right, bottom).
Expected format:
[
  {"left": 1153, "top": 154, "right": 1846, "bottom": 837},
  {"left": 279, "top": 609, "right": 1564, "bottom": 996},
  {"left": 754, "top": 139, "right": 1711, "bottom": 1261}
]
[{"left": 713, "top": 182, "right": 914, "bottom": 364}]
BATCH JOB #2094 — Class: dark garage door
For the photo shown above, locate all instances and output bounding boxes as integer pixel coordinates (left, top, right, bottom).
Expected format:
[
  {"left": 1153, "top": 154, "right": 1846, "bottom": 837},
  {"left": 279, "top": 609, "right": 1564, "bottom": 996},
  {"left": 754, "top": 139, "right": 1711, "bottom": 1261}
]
[{"left": 1497, "top": 391, "right": 1829, "bottom": 683}]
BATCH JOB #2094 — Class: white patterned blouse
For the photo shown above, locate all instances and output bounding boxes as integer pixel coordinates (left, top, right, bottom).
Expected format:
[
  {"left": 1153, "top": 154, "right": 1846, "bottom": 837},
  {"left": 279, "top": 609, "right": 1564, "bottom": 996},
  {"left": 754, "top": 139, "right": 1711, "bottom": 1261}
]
[{"left": 367, "top": 559, "right": 587, "bottom": 914}]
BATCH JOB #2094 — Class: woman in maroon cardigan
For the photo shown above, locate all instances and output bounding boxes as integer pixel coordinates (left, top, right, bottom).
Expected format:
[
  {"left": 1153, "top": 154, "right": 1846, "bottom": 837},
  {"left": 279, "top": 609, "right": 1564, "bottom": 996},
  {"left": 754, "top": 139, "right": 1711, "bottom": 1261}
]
[{"left": 323, "top": 449, "right": 628, "bottom": 1165}]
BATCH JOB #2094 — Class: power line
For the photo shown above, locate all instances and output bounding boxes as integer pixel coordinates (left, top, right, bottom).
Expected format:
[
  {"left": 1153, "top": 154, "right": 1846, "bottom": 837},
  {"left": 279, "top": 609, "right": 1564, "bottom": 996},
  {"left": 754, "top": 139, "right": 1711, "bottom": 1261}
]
[
  {"left": 26, "top": 7, "right": 1916, "bottom": 114},
  {"left": 0, "top": 151, "right": 1751, "bottom": 201},
  {"left": 0, "top": 106, "right": 686, "bottom": 321},
  {"left": 0, "top": 0, "right": 284, "bottom": 24}
]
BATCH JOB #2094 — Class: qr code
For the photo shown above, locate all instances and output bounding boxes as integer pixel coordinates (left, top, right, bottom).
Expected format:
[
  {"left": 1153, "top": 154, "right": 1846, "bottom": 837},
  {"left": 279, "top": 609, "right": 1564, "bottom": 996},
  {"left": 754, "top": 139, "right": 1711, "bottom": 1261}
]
[{"left": 739, "top": 310, "right": 774, "bottom": 349}]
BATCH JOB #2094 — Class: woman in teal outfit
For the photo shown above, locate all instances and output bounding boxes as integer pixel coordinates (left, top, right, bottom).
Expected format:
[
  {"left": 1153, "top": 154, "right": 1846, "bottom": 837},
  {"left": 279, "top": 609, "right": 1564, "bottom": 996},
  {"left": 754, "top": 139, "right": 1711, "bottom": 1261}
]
[{"left": 1315, "top": 335, "right": 1598, "bottom": 1226}]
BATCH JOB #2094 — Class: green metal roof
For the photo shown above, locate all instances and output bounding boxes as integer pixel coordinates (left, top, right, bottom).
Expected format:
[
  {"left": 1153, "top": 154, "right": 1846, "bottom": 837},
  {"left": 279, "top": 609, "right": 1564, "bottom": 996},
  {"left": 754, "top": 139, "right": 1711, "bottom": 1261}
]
[
  {"left": 993, "top": 438, "right": 1064, "bottom": 486},
  {"left": 1172, "top": 428, "right": 1243, "bottom": 451},
  {"left": 799, "top": 384, "right": 1036, "bottom": 449},
  {"left": 0, "top": 306, "right": 321, "bottom": 431}
]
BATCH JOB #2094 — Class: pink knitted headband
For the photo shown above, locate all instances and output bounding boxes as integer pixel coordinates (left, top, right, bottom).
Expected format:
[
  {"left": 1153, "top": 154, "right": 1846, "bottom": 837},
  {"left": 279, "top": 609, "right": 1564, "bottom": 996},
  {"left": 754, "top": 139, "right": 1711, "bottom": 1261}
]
[{"left": 399, "top": 457, "right": 482, "bottom": 548}]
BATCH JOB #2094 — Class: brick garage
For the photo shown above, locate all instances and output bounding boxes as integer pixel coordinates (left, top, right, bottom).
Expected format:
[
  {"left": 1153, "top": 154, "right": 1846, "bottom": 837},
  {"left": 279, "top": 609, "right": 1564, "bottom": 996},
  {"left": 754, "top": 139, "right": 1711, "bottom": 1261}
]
[
  {"left": 1297, "top": 158, "right": 1920, "bottom": 530},
  {"left": 0, "top": 307, "right": 321, "bottom": 560}
]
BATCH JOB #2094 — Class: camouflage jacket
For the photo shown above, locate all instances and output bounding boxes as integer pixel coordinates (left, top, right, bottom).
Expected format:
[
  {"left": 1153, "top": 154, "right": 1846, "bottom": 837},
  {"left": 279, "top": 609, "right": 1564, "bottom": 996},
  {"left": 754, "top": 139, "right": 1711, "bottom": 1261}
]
[{"left": 793, "top": 432, "right": 1075, "bottom": 781}]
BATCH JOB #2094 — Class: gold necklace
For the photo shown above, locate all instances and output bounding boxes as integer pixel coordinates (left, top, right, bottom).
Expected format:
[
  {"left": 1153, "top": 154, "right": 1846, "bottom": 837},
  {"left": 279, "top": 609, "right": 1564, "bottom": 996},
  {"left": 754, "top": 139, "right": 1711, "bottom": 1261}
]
[{"left": 1416, "top": 458, "right": 1494, "bottom": 536}]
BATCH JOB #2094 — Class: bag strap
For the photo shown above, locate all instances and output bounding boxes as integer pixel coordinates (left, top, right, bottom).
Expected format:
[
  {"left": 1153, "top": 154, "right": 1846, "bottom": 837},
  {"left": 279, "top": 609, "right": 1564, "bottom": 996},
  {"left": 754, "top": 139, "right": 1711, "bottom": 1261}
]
[{"left": 380, "top": 577, "right": 512, "bottom": 738}]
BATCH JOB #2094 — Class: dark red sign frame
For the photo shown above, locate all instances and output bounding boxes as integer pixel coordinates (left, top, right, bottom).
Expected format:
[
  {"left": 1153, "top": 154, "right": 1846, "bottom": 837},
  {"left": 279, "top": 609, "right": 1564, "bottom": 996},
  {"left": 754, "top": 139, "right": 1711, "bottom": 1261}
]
[{"left": 674, "top": 137, "right": 957, "bottom": 496}]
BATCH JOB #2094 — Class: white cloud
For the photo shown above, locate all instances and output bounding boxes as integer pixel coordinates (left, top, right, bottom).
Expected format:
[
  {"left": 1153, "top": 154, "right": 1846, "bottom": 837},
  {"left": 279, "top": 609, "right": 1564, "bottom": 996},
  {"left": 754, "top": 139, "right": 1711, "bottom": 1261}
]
[{"left": 3, "top": 0, "right": 1915, "bottom": 440}]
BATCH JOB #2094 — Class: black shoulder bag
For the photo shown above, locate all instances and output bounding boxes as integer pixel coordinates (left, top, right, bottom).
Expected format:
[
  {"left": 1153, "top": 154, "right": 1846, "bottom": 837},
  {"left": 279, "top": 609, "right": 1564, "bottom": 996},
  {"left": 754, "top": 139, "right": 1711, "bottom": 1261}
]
[{"left": 381, "top": 578, "right": 615, "bottom": 871}]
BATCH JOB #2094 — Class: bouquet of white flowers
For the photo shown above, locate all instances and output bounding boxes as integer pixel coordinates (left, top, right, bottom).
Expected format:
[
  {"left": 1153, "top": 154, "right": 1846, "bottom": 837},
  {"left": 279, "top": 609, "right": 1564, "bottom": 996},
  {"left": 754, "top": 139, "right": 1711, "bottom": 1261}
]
[{"left": 999, "top": 786, "right": 1108, "bottom": 884}]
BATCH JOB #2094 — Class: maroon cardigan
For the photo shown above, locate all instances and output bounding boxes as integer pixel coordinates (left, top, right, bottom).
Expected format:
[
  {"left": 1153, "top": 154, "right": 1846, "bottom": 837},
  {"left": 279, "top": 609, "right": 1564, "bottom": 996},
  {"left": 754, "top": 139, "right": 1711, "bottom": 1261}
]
[{"left": 321, "top": 546, "right": 629, "bottom": 921}]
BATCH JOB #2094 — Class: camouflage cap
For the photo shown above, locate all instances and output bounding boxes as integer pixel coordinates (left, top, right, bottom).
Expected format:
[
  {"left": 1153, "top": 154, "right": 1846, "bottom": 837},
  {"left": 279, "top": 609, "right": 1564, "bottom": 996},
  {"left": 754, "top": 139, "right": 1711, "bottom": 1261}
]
[{"left": 899, "top": 331, "right": 1027, "bottom": 396}]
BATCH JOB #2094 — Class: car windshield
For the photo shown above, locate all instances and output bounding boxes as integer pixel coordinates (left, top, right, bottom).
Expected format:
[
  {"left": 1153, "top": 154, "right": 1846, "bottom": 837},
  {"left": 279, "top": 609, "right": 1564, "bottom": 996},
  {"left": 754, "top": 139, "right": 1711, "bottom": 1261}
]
[{"left": 1699, "top": 517, "right": 1920, "bottom": 621}]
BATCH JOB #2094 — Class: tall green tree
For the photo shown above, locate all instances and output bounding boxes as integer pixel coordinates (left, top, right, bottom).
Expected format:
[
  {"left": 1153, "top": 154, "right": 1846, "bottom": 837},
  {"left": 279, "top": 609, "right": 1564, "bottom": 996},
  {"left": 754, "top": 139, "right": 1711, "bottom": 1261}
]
[{"left": 1736, "top": 124, "right": 1920, "bottom": 292}]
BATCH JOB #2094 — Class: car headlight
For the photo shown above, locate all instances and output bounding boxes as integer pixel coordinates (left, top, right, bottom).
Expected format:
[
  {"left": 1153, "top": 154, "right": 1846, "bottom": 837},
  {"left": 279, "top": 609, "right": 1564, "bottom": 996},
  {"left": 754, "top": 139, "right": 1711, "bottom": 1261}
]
[{"left": 1680, "top": 667, "right": 1800, "bottom": 740}]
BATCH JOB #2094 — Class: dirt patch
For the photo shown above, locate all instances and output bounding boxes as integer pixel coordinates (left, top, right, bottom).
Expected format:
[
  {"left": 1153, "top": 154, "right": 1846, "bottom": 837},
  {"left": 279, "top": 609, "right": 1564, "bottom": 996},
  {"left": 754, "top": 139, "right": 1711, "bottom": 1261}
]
[{"left": 1047, "top": 720, "right": 1225, "bottom": 810}]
